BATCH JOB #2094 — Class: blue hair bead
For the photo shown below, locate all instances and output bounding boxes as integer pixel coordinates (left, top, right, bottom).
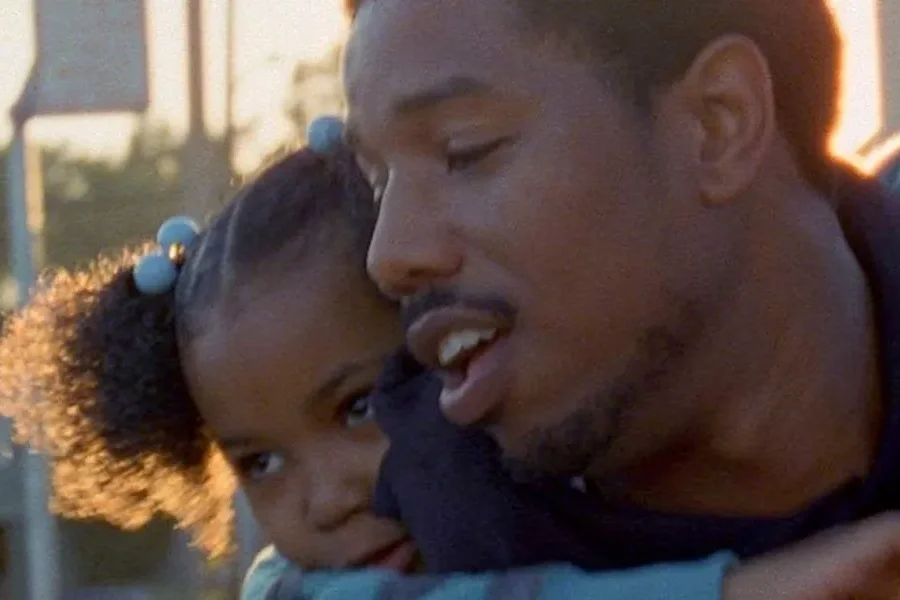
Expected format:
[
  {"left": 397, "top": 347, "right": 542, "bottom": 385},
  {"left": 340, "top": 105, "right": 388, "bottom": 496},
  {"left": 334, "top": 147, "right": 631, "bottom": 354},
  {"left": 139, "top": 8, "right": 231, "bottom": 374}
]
[
  {"left": 307, "top": 115, "right": 345, "bottom": 153},
  {"left": 133, "top": 251, "right": 178, "bottom": 295},
  {"left": 156, "top": 216, "right": 200, "bottom": 250}
]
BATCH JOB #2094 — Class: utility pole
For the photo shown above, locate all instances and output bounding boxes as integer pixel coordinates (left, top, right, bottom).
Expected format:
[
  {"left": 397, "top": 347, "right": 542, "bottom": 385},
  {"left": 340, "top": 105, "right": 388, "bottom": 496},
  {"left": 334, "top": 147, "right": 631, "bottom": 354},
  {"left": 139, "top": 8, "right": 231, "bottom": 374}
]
[
  {"left": 879, "top": 0, "right": 900, "bottom": 140},
  {"left": 187, "top": 0, "right": 204, "bottom": 151},
  {"left": 224, "top": 0, "right": 235, "bottom": 176},
  {"left": 7, "top": 113, "right": 59, "bottom": 600},
  {"left": 5, "top": 2, "right": 149, "bottom": 596},
  {"left": 182, "top": 0, "right": 226, "bottom": 217}
]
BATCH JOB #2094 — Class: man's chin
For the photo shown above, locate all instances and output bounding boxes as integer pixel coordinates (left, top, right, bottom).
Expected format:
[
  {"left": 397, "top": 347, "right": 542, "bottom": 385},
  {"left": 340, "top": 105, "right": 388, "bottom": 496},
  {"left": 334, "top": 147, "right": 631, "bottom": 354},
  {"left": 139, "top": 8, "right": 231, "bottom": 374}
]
[{"left": 493, "top": 423, "right": 598, "bottom": 482}]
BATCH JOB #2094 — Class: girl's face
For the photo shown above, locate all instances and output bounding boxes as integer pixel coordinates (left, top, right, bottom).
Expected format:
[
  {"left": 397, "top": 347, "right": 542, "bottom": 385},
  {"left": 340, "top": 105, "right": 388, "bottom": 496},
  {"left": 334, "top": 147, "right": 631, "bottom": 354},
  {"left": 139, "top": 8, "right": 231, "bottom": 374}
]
[{"left": 184, "top": 252, "right": 413, "bottom": 571}]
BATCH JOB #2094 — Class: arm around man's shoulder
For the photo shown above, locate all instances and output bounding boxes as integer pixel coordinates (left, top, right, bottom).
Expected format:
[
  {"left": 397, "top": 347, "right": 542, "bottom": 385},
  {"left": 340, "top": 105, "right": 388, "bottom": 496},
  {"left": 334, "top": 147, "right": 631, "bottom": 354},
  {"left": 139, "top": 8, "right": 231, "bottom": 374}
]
[{"left": 257, "top": 552, "right": 735, "bottom": 600}]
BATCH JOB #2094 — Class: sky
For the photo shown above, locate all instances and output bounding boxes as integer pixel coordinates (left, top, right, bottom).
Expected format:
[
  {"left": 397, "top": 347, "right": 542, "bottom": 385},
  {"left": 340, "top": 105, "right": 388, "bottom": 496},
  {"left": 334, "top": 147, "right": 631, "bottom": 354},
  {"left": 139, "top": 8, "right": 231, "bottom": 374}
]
[
  {"left": 0, "top": 0, "right": 347, "bottom": 172},
  {"left": 0, "top": 0, "right": 886, "bottom": 171}
]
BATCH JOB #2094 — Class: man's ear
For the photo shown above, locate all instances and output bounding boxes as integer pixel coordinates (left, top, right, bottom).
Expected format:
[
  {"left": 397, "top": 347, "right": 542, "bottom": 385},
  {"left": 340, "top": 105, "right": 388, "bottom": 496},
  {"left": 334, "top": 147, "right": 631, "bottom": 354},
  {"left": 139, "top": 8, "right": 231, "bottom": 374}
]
[{"left": 672, "top": 34, "right": 776, "bottom": 206}]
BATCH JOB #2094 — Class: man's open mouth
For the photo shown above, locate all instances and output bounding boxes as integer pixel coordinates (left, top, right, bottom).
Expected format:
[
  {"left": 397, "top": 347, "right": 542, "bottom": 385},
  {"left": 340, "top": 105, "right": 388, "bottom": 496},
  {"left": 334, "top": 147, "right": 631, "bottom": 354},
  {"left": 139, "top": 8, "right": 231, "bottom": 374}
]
[{"left": 407, "top": 307, "right": 513, "bottom": 425}]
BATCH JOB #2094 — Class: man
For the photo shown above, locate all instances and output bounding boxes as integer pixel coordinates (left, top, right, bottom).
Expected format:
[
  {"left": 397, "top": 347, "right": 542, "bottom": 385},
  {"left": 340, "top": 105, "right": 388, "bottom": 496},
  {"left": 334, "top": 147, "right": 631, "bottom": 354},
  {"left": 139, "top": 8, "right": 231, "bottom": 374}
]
[
  {"left": 247, "top": 1, "right": 900, "bottom": 596},
  {"left": 344, "top": 0, "right": 900, "bottom": 564}
]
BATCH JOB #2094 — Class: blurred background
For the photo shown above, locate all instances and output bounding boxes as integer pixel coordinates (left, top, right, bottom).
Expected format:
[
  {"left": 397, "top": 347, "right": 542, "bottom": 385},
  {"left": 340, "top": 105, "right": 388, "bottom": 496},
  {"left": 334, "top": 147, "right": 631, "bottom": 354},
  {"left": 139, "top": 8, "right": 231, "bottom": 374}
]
[{"left": 0, "top": 0, "right": 897, "bottom": 598}]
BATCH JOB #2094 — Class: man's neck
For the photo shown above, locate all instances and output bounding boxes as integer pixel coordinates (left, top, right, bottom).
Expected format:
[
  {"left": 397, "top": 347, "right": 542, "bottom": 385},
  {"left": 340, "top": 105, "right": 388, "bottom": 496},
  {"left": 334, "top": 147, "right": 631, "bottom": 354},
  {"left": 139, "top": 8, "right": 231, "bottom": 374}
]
[{"left": 607, "top": 187, "right": 884, "bottom": 517}]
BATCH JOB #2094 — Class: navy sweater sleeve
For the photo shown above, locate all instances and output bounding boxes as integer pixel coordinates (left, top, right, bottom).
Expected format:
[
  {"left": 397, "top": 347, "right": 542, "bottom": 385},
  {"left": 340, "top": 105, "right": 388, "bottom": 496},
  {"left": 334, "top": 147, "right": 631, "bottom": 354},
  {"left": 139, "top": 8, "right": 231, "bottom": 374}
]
[{"left": 371, "top": 351, "right": 624, "bottom": 574}]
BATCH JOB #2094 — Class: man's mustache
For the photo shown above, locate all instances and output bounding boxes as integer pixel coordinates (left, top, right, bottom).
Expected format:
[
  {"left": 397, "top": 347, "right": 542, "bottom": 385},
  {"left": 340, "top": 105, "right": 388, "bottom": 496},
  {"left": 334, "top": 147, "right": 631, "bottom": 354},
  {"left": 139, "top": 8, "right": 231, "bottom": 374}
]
[{"left": 401, "top": 289, "right": 517, "bottom": 331}]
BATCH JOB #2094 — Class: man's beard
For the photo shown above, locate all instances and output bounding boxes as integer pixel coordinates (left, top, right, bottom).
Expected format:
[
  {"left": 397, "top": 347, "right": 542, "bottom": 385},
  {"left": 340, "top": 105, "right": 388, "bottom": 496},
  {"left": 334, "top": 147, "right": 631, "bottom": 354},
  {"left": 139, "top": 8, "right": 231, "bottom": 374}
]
[{"left": 504, "top": 305, "right": 702, "bottom": 483}]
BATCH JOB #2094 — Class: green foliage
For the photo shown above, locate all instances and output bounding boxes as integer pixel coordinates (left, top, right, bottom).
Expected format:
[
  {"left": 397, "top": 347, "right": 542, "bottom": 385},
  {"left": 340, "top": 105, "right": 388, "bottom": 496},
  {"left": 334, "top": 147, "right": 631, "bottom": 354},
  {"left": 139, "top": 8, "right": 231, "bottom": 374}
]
[
  {"left": 284, "top": 48, "right": 345, "bottom": 141},
  {"left": 0, "top": 48, "right": 341, "bottom": 290},
  {"left": 0, "top": 122, "right": 233, "bottom": 286},
  {"left": 0, "top": 47, "right": 346, "bottom": 592},
  {"left": 41, "top": 123, "right": 190, "bottom": 269}
]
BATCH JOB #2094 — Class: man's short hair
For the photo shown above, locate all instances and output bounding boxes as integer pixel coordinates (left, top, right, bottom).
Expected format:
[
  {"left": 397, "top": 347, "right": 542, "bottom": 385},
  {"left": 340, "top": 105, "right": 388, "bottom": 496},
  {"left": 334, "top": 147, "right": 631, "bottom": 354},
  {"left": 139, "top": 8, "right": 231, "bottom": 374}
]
[{"left": 347, "top": 0, "right": 842, "bottom": 190}]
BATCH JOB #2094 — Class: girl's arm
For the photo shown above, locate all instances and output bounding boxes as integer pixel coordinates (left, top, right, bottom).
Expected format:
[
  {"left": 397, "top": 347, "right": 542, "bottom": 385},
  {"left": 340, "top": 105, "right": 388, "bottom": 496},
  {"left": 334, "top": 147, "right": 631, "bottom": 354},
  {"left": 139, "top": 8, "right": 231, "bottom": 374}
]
[{"left": 243, "top": 546, "right": 734, "bottom": 600}]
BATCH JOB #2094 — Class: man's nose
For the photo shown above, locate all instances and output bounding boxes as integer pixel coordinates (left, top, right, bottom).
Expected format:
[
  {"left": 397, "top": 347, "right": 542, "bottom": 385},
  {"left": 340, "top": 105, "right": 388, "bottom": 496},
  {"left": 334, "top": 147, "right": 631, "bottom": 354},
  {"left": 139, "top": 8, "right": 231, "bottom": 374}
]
[{"left": 366, "top": 177, "right": 462, "bottom": 298}]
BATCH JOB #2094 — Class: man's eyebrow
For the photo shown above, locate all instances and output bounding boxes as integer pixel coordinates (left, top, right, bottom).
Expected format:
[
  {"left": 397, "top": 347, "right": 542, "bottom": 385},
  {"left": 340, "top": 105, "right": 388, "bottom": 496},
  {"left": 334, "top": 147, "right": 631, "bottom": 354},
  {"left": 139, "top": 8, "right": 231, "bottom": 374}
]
[
  {"left": 390, "top": 75, "right": 493, "bottom": 116},
  {"left": 344, "top": 76, "right": 492, "bottom": 151}
]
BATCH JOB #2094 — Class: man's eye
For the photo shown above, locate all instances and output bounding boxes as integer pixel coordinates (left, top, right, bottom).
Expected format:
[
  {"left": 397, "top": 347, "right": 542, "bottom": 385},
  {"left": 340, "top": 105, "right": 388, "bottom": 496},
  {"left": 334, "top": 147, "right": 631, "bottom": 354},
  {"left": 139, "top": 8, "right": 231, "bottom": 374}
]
[
  {"left": 355, "top": 154, "right": 386, "bottom": 206},
  {"left": 235, "top": 452, "right": 285, "bottom": 482},
  {"left": 372, "top": 180, "right": 386, "bottom": 208},
  {"left": 445, "top": 138, "right": 509, "bottom": 172},
  {"left": 363, "top": 170, "right": 386, "bottom": 208},
  {"left": 341, "top": 393, "right": 376, "bottom": 428}
]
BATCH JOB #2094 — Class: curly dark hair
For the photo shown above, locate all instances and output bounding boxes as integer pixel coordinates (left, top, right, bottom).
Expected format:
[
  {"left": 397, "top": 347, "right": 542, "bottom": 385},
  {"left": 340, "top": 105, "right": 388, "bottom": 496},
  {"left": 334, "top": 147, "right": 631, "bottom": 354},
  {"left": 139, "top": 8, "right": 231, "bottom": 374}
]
[
  {"left": 349, "top": 0, "right": 841, "bottom": 192},
  {"left": 0, "top": 146, "right": 376, "bottom": 557}
]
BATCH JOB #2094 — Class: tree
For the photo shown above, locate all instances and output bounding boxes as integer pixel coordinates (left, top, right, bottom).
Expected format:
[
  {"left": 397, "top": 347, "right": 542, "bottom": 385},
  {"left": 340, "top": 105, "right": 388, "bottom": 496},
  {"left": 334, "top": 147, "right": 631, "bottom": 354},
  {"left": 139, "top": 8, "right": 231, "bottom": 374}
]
[
  {"left": 284, "top": 47, "right": 345, "bottom": 140},
  {"left": 0, "top": 122, "right": 234, "bottom": 286},
  {"left": 0, "top": 121, "right": 234, "bottom": 594},
  {"left": 40, "top": 122, "right": 191, "bottom": 268}
]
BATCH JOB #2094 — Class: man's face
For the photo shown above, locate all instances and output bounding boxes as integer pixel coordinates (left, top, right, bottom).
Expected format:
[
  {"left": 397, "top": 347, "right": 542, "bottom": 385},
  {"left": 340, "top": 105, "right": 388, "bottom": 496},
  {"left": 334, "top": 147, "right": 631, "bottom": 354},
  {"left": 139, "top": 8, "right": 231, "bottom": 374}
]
[{"left": 344, "top": 0, "right": 740, "bottom": 478}]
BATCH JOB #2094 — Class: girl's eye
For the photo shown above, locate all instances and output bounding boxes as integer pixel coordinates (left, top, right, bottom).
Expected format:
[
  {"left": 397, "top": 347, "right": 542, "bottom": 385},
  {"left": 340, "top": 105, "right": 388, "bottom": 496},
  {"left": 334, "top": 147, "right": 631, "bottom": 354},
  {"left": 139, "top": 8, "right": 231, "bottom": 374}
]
[
  {"left": 341, "top": 393, "right": 376, "bottom": 428},
  {"left": 235, "top": 452, "right": 285, "bottom": 482},
  {"left": 445, "top": 138, "right": 509, "bottom": 173}
]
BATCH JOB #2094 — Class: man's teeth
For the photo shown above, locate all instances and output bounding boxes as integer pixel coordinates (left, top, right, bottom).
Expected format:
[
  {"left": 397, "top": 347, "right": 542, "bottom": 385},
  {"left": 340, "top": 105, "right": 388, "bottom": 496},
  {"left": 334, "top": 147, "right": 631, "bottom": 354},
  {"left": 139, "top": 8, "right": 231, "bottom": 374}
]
[{"left": 438, "top": 328, "right": 498, "bottom": 369}]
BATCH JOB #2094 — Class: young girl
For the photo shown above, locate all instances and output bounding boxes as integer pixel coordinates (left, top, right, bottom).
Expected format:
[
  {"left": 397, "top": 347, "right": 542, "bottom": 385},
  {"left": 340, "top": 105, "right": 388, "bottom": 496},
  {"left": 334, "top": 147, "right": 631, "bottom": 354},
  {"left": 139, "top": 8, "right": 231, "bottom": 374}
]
[
  {"left": 0, "top": 127, "right": 884, "bottom": 600},
  {"left": 0, "top": 141, "right": 406, "bottom": 570}
]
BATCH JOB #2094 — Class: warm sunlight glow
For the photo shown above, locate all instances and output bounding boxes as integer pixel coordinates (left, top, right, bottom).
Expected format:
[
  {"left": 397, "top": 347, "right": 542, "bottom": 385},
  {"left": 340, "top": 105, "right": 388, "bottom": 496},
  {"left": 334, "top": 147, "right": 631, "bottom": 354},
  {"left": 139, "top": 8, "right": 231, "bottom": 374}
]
[
  {"left": 0, "top": 0, "right": 348, "bottom": 170},
  {"left": 827, "top": 0, "right": 883, "bottom": 157}
]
